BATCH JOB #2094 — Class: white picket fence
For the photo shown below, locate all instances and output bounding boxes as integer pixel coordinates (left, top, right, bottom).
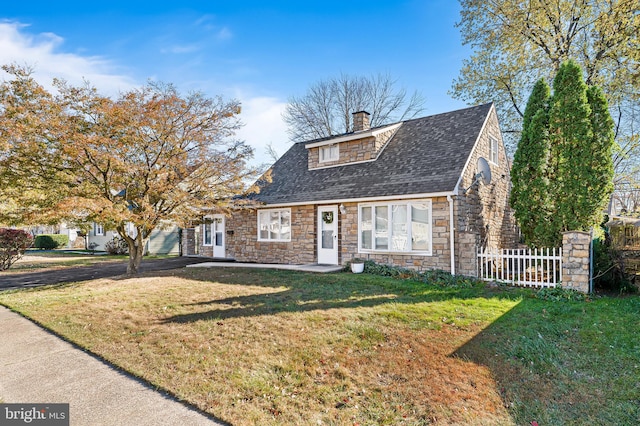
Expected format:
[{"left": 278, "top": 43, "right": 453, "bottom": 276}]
[{"left": 477, "top": 247, "right": 562, "bottom": 288}]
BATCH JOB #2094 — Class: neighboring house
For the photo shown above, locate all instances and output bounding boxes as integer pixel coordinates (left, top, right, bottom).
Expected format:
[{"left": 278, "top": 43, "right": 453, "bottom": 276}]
[
  {"left": 183, "top": 103, "right": 518, "bottom": 275},
  {"left": 88, "top": 222, "right": 181, "bottom": 255}
]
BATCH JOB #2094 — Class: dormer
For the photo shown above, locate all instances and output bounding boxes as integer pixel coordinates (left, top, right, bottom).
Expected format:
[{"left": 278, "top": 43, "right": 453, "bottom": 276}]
[{"left": 306, "top": 111, "right": 402, "bottom": 170}]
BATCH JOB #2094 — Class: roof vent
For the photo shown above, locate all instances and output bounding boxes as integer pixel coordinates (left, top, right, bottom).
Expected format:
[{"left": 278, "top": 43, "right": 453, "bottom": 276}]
[{"left": 352, "top": 110, "right": 370, "bottom": 132}]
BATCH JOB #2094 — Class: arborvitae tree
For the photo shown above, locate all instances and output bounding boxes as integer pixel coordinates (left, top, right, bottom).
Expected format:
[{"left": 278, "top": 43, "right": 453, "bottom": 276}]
[
  {"left": 510, "top": 78, "right": 552, "bottom": 247},
  {"left": 548, "top": 60, "right": 594, "bottom": 239},
  {"left": 511, "top": 61, "right": 615, "bottom": 247},
  {"left": 584, "top": 85, "right": 615, "bottom": 226}
]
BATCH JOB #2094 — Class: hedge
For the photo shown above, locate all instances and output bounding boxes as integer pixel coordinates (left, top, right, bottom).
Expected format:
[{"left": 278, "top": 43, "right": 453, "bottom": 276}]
[{"left": 34, "top": 234, "right": 69, "bottom": 250}]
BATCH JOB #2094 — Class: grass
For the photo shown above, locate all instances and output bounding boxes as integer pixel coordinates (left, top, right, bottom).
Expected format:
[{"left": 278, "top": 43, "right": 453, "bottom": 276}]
[{"left": 0, "top": 266, "right": 638, "bottom": 425}]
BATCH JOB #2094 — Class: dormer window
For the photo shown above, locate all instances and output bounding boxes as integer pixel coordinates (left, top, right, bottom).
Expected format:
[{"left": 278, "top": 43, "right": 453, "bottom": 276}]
[{"left": 320, "top": 144, "right": 339, "bottom": 162}]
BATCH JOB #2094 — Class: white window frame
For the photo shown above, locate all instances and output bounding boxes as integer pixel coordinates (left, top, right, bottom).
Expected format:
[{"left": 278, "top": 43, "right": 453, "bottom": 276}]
[
  {"left": 257, "top": 208, "right": 292, "bottom": 242},
  {"left": 319, "top": 144, "right": 339, "bottom": 163},
  {"left": 94, "top": 223, "right": 104, "bottom": 236},
  {"left": 358, "top": 200, "right": 432, "bottom": 255},
  {"left": 202, "top": 216, "right": 213, "bottom": 246},
  {"left": 489, "top": 136, "right": 499, "bottom": 165}
]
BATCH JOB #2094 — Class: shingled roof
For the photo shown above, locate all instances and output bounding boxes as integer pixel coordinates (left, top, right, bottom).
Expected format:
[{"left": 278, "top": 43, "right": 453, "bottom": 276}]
[{"left": 251, "top": 103, "right": 494, "bottom": 205}]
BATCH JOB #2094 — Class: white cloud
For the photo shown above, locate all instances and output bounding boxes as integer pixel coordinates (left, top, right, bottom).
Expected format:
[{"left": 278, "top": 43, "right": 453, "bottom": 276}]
[
  {"left": 235, "top": 96, "right": 289, "bottom": 165},
  {"left": 0, "top": 21, "right": 136, "bottom": 95}
]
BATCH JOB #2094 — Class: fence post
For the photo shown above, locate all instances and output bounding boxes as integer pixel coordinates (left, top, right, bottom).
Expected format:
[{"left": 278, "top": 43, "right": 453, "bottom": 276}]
[{"left": 561, "top": 231, "right": 591, "bottom": 293}]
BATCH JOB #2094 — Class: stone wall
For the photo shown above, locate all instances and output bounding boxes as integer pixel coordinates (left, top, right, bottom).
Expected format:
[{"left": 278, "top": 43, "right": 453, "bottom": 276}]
[
  {"left": 562, "top": 231, "right": 591, "bottom": 293},
  {"left": 181, "top": 228, "right": 196, "bottom": 256},
  {"left": 199, "top": 197, "right": 458, "bottom": 272},
  {"left": 223, "top": 206, "right": 316, "bottom": 264},
  {"left": 339, "top": 197, "right": 454, "bottom": 272},
  {"left": 307, "top": 126, "right": 399, "bottom": 169},
  {"left": 454, "top": 106, "right": 519, "bottom": 254}
]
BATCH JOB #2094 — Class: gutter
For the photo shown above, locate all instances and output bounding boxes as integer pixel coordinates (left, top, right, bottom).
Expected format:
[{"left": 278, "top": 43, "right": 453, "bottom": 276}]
[{"left": 447, "top": 195, "right": 455, "bottom": 275}]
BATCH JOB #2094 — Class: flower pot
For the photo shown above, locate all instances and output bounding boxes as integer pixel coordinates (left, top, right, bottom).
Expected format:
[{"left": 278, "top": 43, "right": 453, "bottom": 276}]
[{"left": 351, "top": 262, "right": 364, "bottom": 273}]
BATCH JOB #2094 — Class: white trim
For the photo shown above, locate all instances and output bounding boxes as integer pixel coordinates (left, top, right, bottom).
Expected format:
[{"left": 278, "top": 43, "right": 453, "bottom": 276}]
[
  {"left": 489, "top": 136, "right": 499, "bottom": 165},
  {"left": 319, "top": 144, "right": 339, "bottom": 163},
  {"left": 257, "top": 208, "right": 292, "bottom": 242},
  {"left": 317, "top": 205, "right": 339, "bottom": 265},
  {"left": 447, "top": 195, "right": 455, "bottom": 275},
  {"left": 357, "top": 199, "right": 433, "bottom": 256},
  {"left": 257, "top": 191, "right": 456, "bottom": 209},
  {"left": 309, "top": 157, "right": 378, "bottom": 170},
  {"left": 453, "top": 103, "right": 495, "bottom": 195},
  {"left": 305, "top": 123, "right": 402, "bottom": 148}
]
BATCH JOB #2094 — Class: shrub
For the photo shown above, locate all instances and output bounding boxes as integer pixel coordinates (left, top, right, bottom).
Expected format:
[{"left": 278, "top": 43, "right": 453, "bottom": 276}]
[
  {"left": 34, "top": 234, "right": 69, "bottom": 250},
  {"left": 593, "top": 237, "right": 635, "bottom": 294},
  {"left": 356, "top": 260, "right": 479, "bottom": 289},
  {"left": 0, "top": 228, "right": 34, "bottom": 270},
  {"left": 535, "top": 286, "right": 589, "bottom": 302},
  {"left": 104, "top": 236, "right": 128, "bottom": 255}
]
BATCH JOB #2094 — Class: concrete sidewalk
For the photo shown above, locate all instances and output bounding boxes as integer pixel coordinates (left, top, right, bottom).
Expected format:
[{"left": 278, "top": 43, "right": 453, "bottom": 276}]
[
  {"left": 187, "top": 261, "right": 344, "bottom": 273},
  {"left": 0, "top": 306, "right": 226, "bottom": 425}
]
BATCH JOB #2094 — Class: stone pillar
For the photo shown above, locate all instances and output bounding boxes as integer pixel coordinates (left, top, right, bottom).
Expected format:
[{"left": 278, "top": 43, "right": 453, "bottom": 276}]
[
  {"left": 181, "top": 228, "right": 197, "bottom": 256},
  {"left": 456, "top": 231, "right": 479, "bottom": 277},
  {"left": 562, "top": 231, "right": 591, "bottom": 293}
]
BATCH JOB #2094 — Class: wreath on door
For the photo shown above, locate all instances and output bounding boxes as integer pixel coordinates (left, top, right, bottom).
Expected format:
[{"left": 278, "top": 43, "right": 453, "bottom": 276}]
[{"left": 322, "top": 211, "right": 334, "bottom": 224}]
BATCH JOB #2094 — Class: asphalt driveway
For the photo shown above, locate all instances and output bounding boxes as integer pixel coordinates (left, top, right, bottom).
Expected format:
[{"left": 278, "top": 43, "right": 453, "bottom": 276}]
[{"left": 0, "top": 257, "right": 213, "bottom": 290}]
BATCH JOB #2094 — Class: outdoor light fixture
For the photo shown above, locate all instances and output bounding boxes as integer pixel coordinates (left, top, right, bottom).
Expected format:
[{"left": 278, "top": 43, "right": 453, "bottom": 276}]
[{"left": 339, "top": 204, "right": 346, "bottom": 214}]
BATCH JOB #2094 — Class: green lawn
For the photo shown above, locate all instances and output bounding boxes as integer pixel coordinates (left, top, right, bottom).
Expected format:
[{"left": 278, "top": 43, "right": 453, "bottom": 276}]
[{"left": 0, "top": 267, "right": 638, "bottom": 425}]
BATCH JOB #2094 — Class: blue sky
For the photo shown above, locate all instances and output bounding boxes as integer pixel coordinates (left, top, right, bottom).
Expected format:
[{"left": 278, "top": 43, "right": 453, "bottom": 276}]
[{"left": 0, "top": 1, "right": 472, "bottom": 162}]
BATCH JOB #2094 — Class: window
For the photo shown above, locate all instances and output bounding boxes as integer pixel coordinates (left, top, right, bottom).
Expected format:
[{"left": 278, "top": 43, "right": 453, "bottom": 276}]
[
  {"left": 359, "top": 201, "right": 431, "bottom": 254},
  {"left": 489, "top": 136, "right": 499, "bottom": 165},
  {"left": 319, "top": 144, "right": 339, "bottom": 162},
  {"left": 258, "top": 209, "right": 291, "bottom": 241},
  {"left": 94, "top": 223, "right": 104, "bottom": 236},
  {"left": 203, "top": 217, "right": 224, "bottom": 247},
  {"left": 203, "top": 217, "right": 213, "bottom": 246}
]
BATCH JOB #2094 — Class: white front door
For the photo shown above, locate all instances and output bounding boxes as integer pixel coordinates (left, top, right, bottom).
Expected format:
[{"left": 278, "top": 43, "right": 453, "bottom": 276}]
[
  {"left": 317, "top": 205, "right": 338, "bottom": 265},
  {"left": 212, "top": 215, "right": 225, "bottom": 258}
]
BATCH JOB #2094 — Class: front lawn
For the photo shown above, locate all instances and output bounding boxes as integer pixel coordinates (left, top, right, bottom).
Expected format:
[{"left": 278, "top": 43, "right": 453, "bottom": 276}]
[{"left": 0, "top": 268, "right": 638, "bottom": 425}]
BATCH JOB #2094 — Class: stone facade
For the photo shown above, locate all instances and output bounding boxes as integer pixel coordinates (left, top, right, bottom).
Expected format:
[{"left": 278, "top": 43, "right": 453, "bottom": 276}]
[
  {"left": 562, "top": 231, "right": 591, "bottom": 293},
  {"left": 307, "top": 126, "right": 399, "bottom": 169},
  {"left": 453, "top": 107, "right": 519, "bottom": 255},
  {"left": 186, "top": 106, "right": 519, "bottom": 275}
]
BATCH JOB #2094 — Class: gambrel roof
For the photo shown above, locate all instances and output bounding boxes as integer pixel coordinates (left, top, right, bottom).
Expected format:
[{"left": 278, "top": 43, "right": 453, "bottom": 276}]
[{"left": 251, "top": 103, "right": 494, "bottom": 205}]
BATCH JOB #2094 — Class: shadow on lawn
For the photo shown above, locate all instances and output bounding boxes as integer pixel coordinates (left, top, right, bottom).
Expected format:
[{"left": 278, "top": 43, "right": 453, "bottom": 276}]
[
  {"left": 450, "top": 294, "right": 640, "bottom": 425},
  {"left": 159, "top": 266, "right": 523, "bottom": 323}
]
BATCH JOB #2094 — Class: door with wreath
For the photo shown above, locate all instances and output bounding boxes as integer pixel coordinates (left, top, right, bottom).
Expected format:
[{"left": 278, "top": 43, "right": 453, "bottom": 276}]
[{"left": 317, "top": 205, "right": 338, "bottom": 265}]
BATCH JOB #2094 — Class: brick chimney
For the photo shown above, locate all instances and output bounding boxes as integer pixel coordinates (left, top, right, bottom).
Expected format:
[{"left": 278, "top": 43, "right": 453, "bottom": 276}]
[{"left": 352, "top": 110, "right": 370, "bottom": 132}]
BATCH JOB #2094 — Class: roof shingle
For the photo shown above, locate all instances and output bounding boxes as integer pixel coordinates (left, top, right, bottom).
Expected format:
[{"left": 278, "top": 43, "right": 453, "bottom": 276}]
[{"left": 252, "top": 103, "right": 493, "bottom": 205}]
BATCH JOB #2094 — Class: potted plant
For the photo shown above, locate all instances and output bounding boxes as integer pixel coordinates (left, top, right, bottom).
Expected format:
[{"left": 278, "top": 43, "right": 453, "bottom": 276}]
[{"left": 350, "top": 258, "right": 365, "bottom": 273}]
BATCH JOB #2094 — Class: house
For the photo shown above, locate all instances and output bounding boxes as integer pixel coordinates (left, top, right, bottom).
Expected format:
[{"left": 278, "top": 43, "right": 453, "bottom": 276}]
[
  {"left": 88, "top": 222, "right": 181, "bottom": 255},
  {"left": 182, "top": 103, "right": 518, "bottom": 276}
]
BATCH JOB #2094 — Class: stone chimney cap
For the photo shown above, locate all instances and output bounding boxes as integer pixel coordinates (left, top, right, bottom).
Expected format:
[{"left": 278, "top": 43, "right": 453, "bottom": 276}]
[{"left": 352, "top": 110, "right": 371, "bottom": 132}]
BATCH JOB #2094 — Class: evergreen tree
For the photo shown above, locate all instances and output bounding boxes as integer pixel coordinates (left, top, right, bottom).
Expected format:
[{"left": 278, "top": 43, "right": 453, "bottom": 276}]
[
  {"left": 510, "top": 78, "right": 552, "bottom": 247},
  {"left": 584, "top": 85, "right": 615, "bottom": 226},
  {"left": 510, "top": 60, "right": 615, "bottom": 247},
  {"left": 548, "top": 60, "right": 594, "bottom": 238}
]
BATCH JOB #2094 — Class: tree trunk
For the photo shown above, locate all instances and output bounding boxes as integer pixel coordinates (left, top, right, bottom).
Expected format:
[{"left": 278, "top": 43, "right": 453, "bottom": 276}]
[{"left": 126, "top": 233, "right": 146, "bottom": 275}]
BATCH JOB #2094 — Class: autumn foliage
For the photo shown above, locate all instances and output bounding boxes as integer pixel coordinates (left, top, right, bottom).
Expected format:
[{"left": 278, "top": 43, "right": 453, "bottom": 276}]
[
  {"left": 0, "top": 228, "right": 33, "bottom": 270},
  {"left": 0, "top": 65, "right": 262, "bottom": 274}
]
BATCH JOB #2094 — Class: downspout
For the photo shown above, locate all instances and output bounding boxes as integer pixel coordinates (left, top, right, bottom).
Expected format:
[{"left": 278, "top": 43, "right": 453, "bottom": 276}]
[{"left": 447, "top": 195, "right": 455, "bottom": 275}]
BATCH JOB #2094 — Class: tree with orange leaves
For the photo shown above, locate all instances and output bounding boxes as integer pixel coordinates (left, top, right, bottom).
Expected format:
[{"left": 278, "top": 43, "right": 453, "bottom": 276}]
[{"left": 0, "top": 65, "right": 261, "bottom": 274}]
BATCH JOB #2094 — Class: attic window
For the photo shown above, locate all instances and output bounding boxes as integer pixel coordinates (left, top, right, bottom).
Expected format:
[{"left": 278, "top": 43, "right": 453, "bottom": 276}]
[
  {"left": 319, "top": 144, "right": 339, "bottom": 162},
  {"left": 489, "top": 136, "right": 499, "bottom": 165}
]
